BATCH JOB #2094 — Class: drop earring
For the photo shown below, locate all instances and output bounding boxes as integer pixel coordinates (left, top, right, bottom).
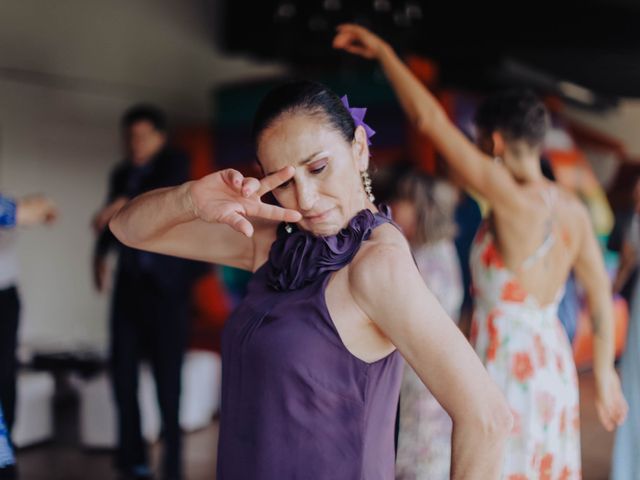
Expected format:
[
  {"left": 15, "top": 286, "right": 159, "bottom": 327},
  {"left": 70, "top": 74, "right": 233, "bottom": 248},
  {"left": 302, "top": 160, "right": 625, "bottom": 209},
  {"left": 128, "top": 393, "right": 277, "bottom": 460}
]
[{"left": 361, "top": 170, "right": 375, "bottom": 203}]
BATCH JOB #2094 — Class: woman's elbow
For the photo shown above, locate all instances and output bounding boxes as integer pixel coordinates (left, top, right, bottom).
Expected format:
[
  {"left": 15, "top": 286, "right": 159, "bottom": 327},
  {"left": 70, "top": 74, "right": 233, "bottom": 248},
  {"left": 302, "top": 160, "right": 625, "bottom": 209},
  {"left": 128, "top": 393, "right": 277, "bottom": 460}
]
[
  {"left": 488, "top": 399, "right": 513, "bottom": 439},
  {"left": 464, "top": 394, "right": 513, "bottom": 442},
  {"left": 109, "top": 213, "right": 134, "bottom": 247},
  {"left": 487, "top": 398, "right": 512, "bottom": 440}
]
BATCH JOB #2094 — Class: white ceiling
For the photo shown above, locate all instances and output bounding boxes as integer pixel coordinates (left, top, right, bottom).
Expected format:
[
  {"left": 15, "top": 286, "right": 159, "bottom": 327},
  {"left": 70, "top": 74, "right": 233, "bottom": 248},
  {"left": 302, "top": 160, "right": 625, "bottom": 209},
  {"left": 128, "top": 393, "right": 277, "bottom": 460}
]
[{"left": 0, "top": 0, "right": 286, "bottom": 121}]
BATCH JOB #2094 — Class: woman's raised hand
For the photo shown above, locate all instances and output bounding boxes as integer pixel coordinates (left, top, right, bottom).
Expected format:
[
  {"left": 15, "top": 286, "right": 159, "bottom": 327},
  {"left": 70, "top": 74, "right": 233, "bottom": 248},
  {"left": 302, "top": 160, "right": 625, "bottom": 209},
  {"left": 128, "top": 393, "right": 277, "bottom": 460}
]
[
  {"left": 187, "top": 166, "right": 301, "bottom": 238},
  {"left": 332, "top": 23, "right": 388, "bottom": 60}
]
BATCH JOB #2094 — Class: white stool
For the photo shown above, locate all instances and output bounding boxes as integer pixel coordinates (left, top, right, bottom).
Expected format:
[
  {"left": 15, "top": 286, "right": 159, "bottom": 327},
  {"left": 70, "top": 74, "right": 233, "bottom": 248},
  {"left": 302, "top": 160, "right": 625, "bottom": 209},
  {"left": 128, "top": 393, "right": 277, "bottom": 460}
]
[
  {"left": 179, "top": 351, "right": 221, "bottom": 431},
  {"left": 12, "top": 371, "right": 55, "bottom": 447}
]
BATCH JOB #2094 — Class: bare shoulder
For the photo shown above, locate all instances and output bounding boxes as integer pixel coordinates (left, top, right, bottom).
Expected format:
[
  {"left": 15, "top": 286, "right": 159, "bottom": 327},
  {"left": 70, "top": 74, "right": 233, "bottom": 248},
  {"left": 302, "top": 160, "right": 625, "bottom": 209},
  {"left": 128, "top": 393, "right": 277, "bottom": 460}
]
[
  {"left": 551, "top": 185, "right": 594, "bottom": 257},
  {"left": 348, "top": 222, "right": 413, "bottom": 296},
  {"left": 356, "top": 222, "right": 412, "bottom": 266},
  {"left": 555, "top": 186, "right": 591, "bottom": 228}
]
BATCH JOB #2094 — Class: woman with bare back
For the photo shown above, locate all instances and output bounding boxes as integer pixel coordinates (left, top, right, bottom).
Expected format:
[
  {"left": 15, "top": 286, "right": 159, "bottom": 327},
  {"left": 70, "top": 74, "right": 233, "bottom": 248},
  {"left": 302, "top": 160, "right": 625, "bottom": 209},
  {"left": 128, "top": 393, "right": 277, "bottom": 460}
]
[{"left": 333, "top": 24, "right": 627, "bottom": 479}]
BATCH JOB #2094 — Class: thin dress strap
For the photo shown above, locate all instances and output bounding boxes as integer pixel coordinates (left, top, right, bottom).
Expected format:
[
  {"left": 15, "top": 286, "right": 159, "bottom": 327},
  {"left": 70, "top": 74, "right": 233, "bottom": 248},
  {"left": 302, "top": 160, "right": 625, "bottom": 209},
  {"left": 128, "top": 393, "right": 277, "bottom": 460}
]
[{"left": 519, "top": 187, "right": 558, "bottom": 272}]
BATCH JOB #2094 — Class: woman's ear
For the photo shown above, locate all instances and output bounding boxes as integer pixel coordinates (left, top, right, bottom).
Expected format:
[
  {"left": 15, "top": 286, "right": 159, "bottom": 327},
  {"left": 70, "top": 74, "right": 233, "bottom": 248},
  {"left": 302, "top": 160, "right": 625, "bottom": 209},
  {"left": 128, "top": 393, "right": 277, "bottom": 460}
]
[
  {"left": 352, "top": 125, "right": 370, "bottom": 171},
  {"left": 491, "top": 131, "right": 506, "bottom": 158}
]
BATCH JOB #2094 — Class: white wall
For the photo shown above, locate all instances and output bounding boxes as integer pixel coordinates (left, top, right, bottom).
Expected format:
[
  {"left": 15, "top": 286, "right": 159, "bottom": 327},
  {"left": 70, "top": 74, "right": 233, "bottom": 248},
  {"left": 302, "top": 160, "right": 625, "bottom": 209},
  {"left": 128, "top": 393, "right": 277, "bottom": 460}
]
[{"left": 0, "top": 0, "right": 285, "bottom": 350}]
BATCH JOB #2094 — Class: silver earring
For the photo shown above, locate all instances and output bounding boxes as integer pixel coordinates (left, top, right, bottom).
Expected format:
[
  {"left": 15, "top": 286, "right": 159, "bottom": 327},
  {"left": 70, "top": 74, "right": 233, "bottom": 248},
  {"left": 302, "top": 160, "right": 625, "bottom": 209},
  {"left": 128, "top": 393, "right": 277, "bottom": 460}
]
[
  {"left": 493, "top": 156, "right": 504, "bottom": 164},
  {"left": 284, "top": 223, "right": 293, "bottom": 234},
  {"left": 361, "top": 170, "right": 375, "bottom": 203}
]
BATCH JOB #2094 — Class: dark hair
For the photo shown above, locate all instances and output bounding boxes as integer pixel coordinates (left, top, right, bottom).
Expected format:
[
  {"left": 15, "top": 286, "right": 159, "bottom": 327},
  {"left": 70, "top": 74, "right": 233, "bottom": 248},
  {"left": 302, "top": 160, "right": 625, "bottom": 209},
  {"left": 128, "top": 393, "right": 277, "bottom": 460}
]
[
  {"left": 474, "top": 89, "right": 549, "bottom": 149},
  {"left": 540, "top": 155, "right": 556, "bottom": 181},
  {"left": 252, "top": 80, "right": 355, "bottom": 150},
  {"left": 121, "top": 104, "right": 167, "bottom": 132}
]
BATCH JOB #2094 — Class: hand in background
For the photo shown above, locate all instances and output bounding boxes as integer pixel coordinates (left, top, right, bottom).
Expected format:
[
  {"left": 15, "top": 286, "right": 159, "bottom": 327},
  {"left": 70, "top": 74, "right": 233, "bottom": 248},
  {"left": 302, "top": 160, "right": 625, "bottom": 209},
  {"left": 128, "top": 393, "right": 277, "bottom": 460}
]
[
  {"left": 332, "top": 23, "right": 388, "bottom": 60},
  {"left": 595, "top": 367, "right": 628, "bottom": 431},
  {"left": 16, "top": 195, "right": 58, "bottom": 226}
]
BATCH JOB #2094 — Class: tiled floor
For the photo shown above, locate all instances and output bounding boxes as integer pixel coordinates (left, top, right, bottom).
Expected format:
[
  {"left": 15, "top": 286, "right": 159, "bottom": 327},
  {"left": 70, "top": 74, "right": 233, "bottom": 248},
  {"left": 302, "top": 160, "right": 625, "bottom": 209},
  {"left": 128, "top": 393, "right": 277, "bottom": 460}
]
[{"left": 16, "top": 370, "right": 616, "bottom": 479}]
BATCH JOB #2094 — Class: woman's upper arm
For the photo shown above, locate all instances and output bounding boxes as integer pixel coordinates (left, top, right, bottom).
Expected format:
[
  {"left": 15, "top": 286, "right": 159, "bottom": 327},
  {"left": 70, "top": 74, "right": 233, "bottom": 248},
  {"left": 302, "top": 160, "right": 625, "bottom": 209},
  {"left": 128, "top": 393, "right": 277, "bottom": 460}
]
[
  {"left": 349, "top": 242, "right": 506, "bottom": 421},
  {"left": 423, "top": 114, "right": 524, "bottom": 214},
  {"left": 572, "top": 205, "right": 610, "bottom": 296}
]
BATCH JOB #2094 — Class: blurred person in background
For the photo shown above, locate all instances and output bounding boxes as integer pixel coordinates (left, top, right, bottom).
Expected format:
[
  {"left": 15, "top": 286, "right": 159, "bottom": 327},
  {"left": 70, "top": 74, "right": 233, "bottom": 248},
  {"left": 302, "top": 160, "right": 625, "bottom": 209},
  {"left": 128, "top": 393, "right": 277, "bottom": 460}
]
[
  {"left": 452, "top": 190, "right": 482, "bottom": 337},
  {"left": 0, "top": 192, "right": 58, "bottom": 479},
  {"left": 390, "top": 172, "right": 463, "bottom": 479},
  {"left": 611, "top": 177, "right": 640, "bottom": 480},
  {"left": 93, "top": 105, "right": 195, "bottom": 480},
  {"left": 334, "top": 24, "right": 628, "bottom": 479}
]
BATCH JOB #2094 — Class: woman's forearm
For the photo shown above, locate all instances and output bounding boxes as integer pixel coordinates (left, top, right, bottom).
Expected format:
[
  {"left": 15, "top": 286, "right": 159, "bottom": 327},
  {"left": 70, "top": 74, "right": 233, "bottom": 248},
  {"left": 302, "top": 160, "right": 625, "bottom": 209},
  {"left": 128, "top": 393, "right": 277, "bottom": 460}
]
[
  {"left": 376, "top": 43, "right": 448, "bottom": 138},
  {"left": 374, "top": 44, "right": 498, "bottom": 196},
  {"left": 589, "top": 293, "right": 616, "bottom": 377},
  {"left": 109, "top": 182, "right": 195, "bottom": 248}
]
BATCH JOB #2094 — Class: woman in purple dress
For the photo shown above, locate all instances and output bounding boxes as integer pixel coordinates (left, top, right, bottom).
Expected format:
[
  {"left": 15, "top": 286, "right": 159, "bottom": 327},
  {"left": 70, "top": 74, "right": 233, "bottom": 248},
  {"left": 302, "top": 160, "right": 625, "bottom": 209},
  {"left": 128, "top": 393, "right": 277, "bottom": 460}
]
[{"left": 110, "top": 81, "right": 512, "bottom": 479}]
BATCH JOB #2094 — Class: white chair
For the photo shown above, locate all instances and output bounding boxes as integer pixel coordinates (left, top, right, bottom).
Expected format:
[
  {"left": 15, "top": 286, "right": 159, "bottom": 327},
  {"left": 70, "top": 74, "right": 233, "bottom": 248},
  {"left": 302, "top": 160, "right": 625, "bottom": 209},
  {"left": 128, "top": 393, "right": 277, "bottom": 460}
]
[
  {"left": 76, "top": 350, "right": 221, "bottom": 448},
  {"left": 12, "top": 371, "right": 55, "bottom": 447},
  {"left": 179, "top": 350, "right": 222, "bottom": 431}
]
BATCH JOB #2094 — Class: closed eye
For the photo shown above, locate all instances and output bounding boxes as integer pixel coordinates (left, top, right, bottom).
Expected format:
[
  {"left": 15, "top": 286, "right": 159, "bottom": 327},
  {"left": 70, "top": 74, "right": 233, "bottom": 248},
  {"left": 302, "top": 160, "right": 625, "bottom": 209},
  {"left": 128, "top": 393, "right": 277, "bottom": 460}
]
[
  {"left": 277, "top": 179, "right": 293, "bottom": 190},
  {"left": 309, "top": 158, "right": 328, "bottom": 174}
]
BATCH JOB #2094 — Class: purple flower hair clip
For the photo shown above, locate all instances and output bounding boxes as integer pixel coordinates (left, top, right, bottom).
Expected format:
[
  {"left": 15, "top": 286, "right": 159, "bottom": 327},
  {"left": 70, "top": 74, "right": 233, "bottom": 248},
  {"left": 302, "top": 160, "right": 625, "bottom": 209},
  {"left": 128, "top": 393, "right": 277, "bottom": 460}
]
[{"left": 340, "top": 95, "right": 376, "bottom": 146}]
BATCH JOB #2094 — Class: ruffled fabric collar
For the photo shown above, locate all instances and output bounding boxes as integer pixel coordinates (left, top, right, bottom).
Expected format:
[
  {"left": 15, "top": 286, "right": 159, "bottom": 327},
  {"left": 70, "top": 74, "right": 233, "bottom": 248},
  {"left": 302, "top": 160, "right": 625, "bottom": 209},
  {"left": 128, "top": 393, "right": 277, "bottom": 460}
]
[{"left": 266, "top": 205, "right": 392, "bottom": 291}]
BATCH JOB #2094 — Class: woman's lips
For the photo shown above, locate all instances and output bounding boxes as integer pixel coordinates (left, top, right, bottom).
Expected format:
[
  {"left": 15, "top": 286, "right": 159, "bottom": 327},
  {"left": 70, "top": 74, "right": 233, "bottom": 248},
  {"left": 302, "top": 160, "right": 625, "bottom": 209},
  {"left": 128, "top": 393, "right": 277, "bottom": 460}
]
[{"left": 304, "top": 208, "right": 334, "bottom": 223}]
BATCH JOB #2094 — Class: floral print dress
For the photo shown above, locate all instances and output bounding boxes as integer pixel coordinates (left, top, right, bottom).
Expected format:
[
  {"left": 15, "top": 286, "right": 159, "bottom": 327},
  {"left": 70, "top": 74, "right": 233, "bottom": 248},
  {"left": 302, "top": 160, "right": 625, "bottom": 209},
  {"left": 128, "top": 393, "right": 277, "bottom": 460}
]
[{"left": 470, "top": 222, "right": 581, "bottom": 480}]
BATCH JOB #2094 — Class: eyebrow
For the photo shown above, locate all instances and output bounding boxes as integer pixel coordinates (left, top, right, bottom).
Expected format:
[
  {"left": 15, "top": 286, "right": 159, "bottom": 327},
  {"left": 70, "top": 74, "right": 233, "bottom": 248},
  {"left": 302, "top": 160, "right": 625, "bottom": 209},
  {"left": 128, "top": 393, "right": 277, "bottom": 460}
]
[{"left": 265, "top": 150, "right": 328, "bottom": 175}]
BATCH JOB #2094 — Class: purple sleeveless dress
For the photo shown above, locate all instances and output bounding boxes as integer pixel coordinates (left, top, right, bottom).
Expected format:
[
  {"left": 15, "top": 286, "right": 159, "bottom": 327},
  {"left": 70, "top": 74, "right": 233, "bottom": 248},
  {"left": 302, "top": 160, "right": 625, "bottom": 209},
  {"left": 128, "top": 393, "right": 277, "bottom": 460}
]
[{"left": 217, "top": 207, "right": 404, "bottom": 480}]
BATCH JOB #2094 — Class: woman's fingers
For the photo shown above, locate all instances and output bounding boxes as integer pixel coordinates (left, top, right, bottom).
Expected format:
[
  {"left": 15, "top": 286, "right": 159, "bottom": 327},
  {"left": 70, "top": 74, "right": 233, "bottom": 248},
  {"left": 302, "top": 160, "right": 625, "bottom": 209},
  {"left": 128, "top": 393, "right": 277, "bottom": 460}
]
[
  {"left": 596, "top": 402, "right": 615, "bottom": 432},
  {"left": 333, "top": 30, "right": 361, "bottom": 50},
  {"left": 257, "top": 166, "right": 295, "bottom": 196},
  {"left": 336, "top": 23, "right": 365, "bottom": 36},
  {"left": 221, "top": 169, "right": 245, "bottom": 193},
  {"left": 338, "top": 44, "right": 372, "bottom": 58},
  {"left": 241, "top": 177, "right": 261, "bottom": 198},
  {"left": 614, "top": 392, "right": 628, "bottom": 425},
  {"left": 332, "top": 31, "right": 351, "bottom": 49},
  {"left": 596, "top": 390, "right": 628, "bottom": 432},
  {"left": 223, "top": 211, "right": 255, "bottom": 238},
  {"left": 334, "top": 24, "right": 382, "bottom": 59},
  {"left": 246, "top": 201, "right": 301, "bottom": 223}
]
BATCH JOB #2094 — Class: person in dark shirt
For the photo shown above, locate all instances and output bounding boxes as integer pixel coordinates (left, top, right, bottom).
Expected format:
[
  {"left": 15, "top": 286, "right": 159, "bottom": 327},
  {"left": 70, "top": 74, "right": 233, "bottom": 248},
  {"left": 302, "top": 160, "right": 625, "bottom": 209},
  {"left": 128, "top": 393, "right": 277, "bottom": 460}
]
[{"left": 93, "top": 105, "right": 196, "bottom": 480}]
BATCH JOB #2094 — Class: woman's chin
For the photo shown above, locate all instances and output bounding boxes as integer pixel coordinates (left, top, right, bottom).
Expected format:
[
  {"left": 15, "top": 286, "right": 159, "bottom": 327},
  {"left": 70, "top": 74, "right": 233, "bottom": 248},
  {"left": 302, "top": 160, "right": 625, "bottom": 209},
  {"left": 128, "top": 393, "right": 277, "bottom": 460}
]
[{"left": 300, "top": 221, "right": 341, "bottom": 237}]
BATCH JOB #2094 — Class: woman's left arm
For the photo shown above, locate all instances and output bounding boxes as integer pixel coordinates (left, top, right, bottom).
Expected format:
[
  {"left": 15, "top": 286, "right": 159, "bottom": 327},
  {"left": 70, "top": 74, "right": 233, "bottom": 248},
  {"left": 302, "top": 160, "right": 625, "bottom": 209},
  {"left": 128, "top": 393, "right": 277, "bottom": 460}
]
[
  {"left": 613, "top": 239, "right": 637, "bottom": 294},
  {"left": 573, "top": 205, "right": 628, "bottom": 431},
  {"left": 350, "top": 241, "right": 512, "bottom": 479}
]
